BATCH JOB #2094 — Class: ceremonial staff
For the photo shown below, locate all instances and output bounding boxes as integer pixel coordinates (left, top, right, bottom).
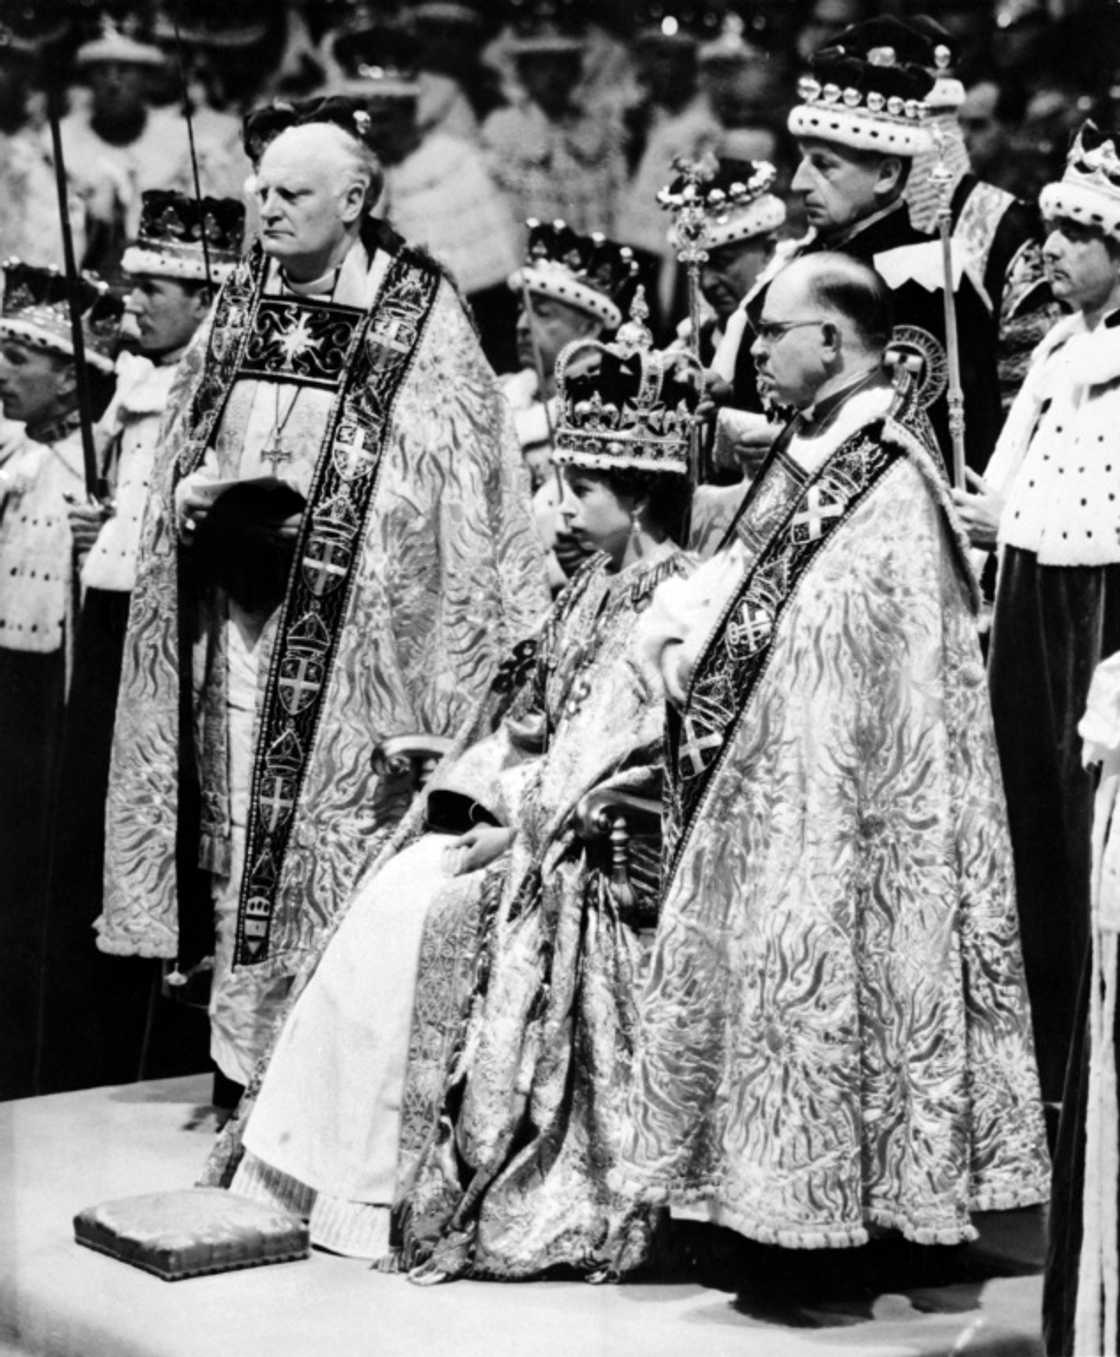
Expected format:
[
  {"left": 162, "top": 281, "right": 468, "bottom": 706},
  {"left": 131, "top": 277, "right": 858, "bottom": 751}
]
[
  {"left": 658, "top": 155, "right": 714, "bottom": 484},
  {"left": 931, "top": 121, "right": 967, "bottom": 491},
  {"left": 658, "top": 154, "right": 717, "bottom": 369},
  {"left": 169, "top": 2, "right": 213, "bottom": 290},
  {"left": 517, "top": 274, "right": 563, "bottom": 502},
  {"left": 45, "top": 89, "right": 106, "bottom": 504},
  {"left": 659, "top": 153, "right": 776, "bottom": 485}
]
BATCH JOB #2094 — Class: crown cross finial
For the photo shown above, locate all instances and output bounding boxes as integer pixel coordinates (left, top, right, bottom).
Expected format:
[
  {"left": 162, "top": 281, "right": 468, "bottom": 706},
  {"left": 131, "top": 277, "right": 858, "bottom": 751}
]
[{"left": 614, "top": 286, "right": 653, "bottom": 356}]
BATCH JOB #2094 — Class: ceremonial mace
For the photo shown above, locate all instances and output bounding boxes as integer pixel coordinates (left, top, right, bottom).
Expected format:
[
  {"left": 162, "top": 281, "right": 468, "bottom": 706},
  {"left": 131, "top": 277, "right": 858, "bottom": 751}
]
[
  {"left": 517, "top": 273, "right": 563, "bottom": 503},
  {"left": 658, "top": 153, "right": 716, "bottom": 484},
  {"left": 46, "top": 89, "right": 106, "bottom": 505},
  {"left": 931, "top": 121, "right": 967, "bottom": 492}
]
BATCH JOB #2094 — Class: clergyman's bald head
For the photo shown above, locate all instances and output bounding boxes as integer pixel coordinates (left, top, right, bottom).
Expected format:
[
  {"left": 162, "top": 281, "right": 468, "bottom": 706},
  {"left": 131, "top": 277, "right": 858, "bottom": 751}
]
[
  {"left": 255, "top": 121, "right": 384, "bottom": 280},
  {"left": 260, "top": 122, "right": 382, "bottom": 211},
  {"left": 766, "top": 252, "right": 894, "bottom": 354}
]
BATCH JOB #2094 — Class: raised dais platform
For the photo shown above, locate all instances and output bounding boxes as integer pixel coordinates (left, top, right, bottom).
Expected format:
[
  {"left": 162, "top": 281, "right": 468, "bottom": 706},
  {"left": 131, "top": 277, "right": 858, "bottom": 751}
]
[{"left": 0, "top": 1075, "right": 1046, "bottom": 1357}]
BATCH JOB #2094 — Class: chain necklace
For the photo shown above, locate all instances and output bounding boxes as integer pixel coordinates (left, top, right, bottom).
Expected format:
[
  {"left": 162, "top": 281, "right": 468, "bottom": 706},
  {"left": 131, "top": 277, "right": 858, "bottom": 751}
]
[
  {"left": 262, "top": 262, "right": 343, "bottom": 474},
  {"left": 263, "top": 387, "right": 303, "bottom": 476}
]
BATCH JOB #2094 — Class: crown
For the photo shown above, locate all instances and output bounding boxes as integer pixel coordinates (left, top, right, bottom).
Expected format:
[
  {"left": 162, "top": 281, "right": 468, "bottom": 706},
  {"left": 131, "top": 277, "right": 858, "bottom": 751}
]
[
  {"left": 0, "top": 260, "right": 121, "bottom": 373},
  {"left": 151, "top": 0, "right": 271, "bottom": 49},
  {"left": 510, "top": 220, "right": 640, "bottom": 331},
  {"left": 1040, "top": 119, "right": 1120, "bottom": 241},
  {"left": 75, "top": 15, "right": 165, "bottom": 68},
  {"left": 408, "top": 1, "right": 487, "bottom": 27},
  {"left": 0, "top": 0, "right": 71, "bottom": 54},
  {"left": 898, "top": 16, "right": 963, "bottom": 111},
  {"left": 553, "top": 289, "right": 701, "bottom": 478},
  {"left": 659, "top": 154, "right": 784, "bottom": 253},
  {"left": 121, "top": 190, "right": 244, "bottom": 283},
  {"left": 634, "top": 4, "right": 721, "bottom": 46},
  {"left": 697, "top": 11, "right": 763, "bottom": 66},
  {"left": 506, "top": 0, "right": 584, "bottom": 54},
  {"left": 788, "top": 18, "right": 935, "bottom": 157},
  {"left": 332, "top": 15, "right": 422, "bottom": 99}
]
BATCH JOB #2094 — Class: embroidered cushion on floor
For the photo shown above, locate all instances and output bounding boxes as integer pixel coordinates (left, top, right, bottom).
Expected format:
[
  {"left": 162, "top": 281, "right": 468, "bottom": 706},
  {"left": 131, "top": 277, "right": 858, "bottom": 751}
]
[{"left": 74, "top": 1187, "right": 309, "bottom": 1281}]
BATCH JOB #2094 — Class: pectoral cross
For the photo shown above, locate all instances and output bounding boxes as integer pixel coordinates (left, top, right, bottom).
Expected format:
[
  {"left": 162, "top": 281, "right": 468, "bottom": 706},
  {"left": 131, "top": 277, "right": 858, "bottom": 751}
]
[{"left": 263, "top": 439, "right": 292, "bottom": 476}]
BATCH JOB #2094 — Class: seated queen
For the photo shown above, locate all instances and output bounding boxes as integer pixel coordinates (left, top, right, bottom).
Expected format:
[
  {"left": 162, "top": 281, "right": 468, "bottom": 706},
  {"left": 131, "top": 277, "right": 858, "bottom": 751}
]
[{"left": 205, "top": 294, "right": 699, "bottom": 1283}]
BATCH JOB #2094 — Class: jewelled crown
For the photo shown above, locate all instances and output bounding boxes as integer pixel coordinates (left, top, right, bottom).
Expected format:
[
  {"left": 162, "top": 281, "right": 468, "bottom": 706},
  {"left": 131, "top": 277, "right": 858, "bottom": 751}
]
[
  {"left": 634, "top": 4, "right": 721, "bottom": 47},
  {"left": 506, "top": 0, "right": 584, "bottom": 54},
  {"left": 0, "top": 0, "right": 71, "bottom": 55},
  {"left": 697, "top": 11, "right": 764, "bottom": 67},
  {"left": 660, "top": 154, "right": 785, "bottom": 251},
  {"left": 553, "top": 290, "right": 702, "bottom": 478},
  {"left": 75, "top": 16, "right": 165, "bottom": 68},
  {"left": 408, "top": 1, "right": 487, "bottom": 27},
  {"left": 0, "top": 261, "right": 122, "bottom": 373},
  {"left": 1041, "top": 120, "right": 1120, "bottom": 241},
  {"left": 788, "top": 17, "right": 935, "bottom": 157},
  {"left": 510, "top": 220, "right": 640, "bottom": 332},
  {"left": 122, "top": 190, "right": 245, "bottom": 283},
  {"left": 332, "top": 13, "right": 422, "bottom": 100},
  {"left": 152, "top": 0, "right": 272, "bottom": 50},
  {"left": 901, "top": 17, "right": 964, "bottom": 111}
]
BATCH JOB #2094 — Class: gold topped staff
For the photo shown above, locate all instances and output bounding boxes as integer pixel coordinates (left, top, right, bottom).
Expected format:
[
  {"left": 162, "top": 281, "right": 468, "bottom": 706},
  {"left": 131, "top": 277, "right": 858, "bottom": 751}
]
[
  {"left": 931, "top": 121, "right": 967, "bottom": 491},
  {"left": 658, "top": 153, "right": 718, "bottom": 368},
  {"left": 658, "top": 153, "right": 717, "bottom": 483},
  {"left": 658, "top": 154, "right": 778, "bottom": 484}
]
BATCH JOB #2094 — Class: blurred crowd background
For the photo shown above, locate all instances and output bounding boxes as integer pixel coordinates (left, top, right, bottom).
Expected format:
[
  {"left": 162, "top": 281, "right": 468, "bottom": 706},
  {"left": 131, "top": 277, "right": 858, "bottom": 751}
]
[{"left": 2, "top": 0, "right": 1119, "bottom": 371}]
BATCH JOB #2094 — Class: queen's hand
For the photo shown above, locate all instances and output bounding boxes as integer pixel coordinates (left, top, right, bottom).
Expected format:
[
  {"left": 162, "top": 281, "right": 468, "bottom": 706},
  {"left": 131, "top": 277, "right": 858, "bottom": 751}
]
[{"left": 443, "top": 824, "right": 515, "bottom": 876}]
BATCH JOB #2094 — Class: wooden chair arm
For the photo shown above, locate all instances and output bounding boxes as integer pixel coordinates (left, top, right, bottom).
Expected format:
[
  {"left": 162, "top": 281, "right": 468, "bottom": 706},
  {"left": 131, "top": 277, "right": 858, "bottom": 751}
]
[
  {"left": 574, "top": 786, "right": 663, "bottom": 923},
  {"left": 371, "top": 733, "right": 456, "bottom": 790},
  {"left": 574, "top": 787, "right": 662, "bottom": 842}
]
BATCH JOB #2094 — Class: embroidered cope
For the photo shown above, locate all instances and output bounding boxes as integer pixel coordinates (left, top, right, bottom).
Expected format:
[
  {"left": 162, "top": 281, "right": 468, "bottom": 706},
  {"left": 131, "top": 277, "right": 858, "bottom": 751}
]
[{"left": 622, "top": 396, "right": 1050, "bottom": 1247}]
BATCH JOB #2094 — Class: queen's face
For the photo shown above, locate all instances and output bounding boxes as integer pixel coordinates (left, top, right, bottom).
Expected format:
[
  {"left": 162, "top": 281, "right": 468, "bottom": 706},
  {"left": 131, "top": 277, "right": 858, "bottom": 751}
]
[{"left": 559, "top": 468, "right": 632, "bottom": 566}]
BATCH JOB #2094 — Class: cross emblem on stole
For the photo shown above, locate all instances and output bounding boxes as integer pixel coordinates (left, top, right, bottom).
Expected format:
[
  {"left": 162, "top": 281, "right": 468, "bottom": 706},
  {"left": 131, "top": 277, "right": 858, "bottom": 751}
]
[
  {"left": 728, "top": 603, "right": 773, "bottom": 657},
  {"left": 332, "top": 426, "right": 371, "bottom": 480},
  {"left": 370, "top": 311, "right": 413, "bottom": 355},
  {"left": 258, "top": 775, "right": 294, "bottom": 832},
  {"left": 679, "top": 714, "right": 725, "bottom": 779},
  {"left": 278, "top": 652, "right": 324, "bottom": 713},
  {"left": 791, "top": 484, "right": 845, "bottom": 544}
]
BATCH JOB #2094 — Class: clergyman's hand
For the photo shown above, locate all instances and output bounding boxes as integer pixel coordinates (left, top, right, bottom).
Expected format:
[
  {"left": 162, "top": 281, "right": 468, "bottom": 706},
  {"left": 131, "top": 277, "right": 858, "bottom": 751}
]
[
  {"left": 443, "top": 824, "right": 515, "bottom": 876},
  {"left": 275, "top": 512, "right": 303, "bottom": 541},
  {"left": 175, "top": 472, "right": 230, "bottom": 539}
]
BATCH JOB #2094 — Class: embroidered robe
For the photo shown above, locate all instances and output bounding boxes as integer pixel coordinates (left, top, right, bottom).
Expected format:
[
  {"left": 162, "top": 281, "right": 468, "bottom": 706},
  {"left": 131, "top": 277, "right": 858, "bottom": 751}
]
[
  {"left": 621, "top": 395, "right": 1050, "bottom": 1247},
  {"left": 207, "top": 549, "right": 688, "bottom": 1280},
  {"left": 97, "top": 223, "right": 549, "bottom": 1033}
]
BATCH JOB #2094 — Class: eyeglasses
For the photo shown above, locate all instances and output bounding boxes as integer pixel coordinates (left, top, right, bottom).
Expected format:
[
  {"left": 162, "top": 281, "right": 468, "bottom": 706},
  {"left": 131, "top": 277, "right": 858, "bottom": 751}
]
[{"left": 750, "top": 317, "right": 826, "bottom": 344}]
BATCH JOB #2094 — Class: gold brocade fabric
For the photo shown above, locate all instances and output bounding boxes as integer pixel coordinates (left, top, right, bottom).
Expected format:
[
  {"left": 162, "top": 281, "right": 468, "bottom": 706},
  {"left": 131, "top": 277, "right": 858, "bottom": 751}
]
[
  {"left": 621, "top": 454, "right": 1051, "bottom": 1248},
  {"left": 97, "top": 262, "right": 549, "bottom": 972},
  {"left": 393, "top": 549, "right": 690, "bottom": 1281}
]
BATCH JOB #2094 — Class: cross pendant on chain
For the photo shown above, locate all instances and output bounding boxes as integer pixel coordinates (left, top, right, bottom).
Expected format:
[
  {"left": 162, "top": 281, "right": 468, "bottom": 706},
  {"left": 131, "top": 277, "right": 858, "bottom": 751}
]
[{"left": 263, "top": 440, "right": 292, "bottom": 476}]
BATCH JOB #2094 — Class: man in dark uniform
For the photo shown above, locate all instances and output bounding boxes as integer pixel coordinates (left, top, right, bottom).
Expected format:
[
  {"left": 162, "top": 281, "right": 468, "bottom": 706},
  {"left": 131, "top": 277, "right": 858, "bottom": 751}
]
[
  {"left": 901, "top": 17, "right": 1056, "bottom": 411},
  {"left": 785, "top": 16, "right": 1004, "bottom": 475}
]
